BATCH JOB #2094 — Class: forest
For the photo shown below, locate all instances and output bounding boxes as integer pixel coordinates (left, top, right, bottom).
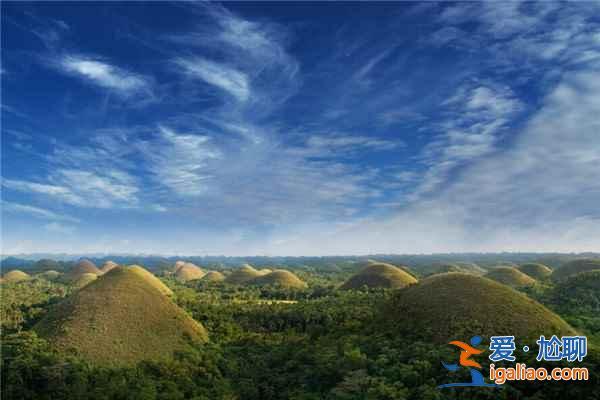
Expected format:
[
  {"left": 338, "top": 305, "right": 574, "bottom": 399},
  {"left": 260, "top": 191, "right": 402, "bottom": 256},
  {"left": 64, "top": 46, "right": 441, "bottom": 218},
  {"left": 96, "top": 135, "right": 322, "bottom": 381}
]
[{"left": 1, "top": 255, "right": 599, "bottom": 400}]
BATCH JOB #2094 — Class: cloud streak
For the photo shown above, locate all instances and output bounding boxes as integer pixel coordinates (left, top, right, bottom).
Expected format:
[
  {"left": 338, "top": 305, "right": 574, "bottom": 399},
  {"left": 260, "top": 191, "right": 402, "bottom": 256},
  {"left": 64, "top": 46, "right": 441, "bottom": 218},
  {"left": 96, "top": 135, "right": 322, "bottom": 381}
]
[
  {"left": 57, "top": 55, "right": 153, "bottom": 98},
  {"left": 2, "top": 201, "right": 79, "bottom": 223}
]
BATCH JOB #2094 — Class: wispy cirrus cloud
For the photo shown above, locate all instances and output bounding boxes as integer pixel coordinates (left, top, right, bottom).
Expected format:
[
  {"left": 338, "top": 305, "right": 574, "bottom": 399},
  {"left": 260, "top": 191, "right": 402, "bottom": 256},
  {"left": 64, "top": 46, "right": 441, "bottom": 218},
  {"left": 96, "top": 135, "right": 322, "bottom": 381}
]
[
  {"left": 56, "top": 55, "right": 153, "bottom": 98},
  {"left": 140, "top": 126, "right": 220, "bottom": 197},
  {"left": 175, "top": 57, "right": 250, "bottom": 102},
  {"left": 2, "top": 201, "right": 79, "bottom": 223},
  {"left": 3, "top": 168, "right": 139, "bottom": 209},
  {"left": 412, "top": 82, "right": 522, "bottom": 198}
]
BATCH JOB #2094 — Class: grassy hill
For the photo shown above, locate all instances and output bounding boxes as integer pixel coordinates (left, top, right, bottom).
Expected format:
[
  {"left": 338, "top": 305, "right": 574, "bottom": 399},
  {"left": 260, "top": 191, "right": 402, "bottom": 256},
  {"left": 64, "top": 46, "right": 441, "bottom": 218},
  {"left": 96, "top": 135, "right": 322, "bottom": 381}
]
[
  {"left": 250, "top": 270, "right": 308, "bottom": 289},
  {"left": 518, "top": 263, "right": 553, "bottom": 280},
  {"left": 72, "top": 272, "right": 98, "bottom": 289},
  {"left": 36, "top": 270, "right": 62, "bottom": 281},
  {"left": 385, "top": 272, "right": 575, "bottom": 342},
  {"left": 201, "top": 271, "right": 226, "bottom": 282},
  {"left": 225, "top": 264, "right": 262, "bottom": 284},
  {"left": 340, "top": 262, "right": 417, "bottom": 290},
  {"left": 127, "top": 265, "right": 173, "bottom": 296},
  {"left": 65, "top": 259, "right": 101, "bottom": 280},
  {"left": 100, "top": 261, "right": 119, "bottom": 274},
  {"left": 425, "top": 262, "right": 485, "bottom": 276},
  {"left": 174, "top": 263, "right": 206, "bottom": 282},
  {"left": 485, "top": 266, "right": 536, "bottom": 287},
  {"left": 553, "top": 259, "right": 600, "bottom": 281},
  {"left": 34, "top": 266, "right": 207, "bottom": 365},
  {"left": 550, "top": 270, "right": 600, "bottom": 315},
  {"left": 2, "top": 270, "right": 30, "bottom": 283}
]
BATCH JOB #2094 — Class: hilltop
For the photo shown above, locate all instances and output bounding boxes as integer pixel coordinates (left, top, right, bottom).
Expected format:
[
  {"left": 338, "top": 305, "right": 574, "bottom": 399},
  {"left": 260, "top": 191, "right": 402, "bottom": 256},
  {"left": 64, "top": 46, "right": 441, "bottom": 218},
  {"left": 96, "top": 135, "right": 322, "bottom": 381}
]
[
  {"left": 100, "top": 261, "right": 119, "bottom": 274},
  {"left": 127, "top": 265, "right": 173, "bottom": 296},
  {"left": 340, "top": 262, "right": 417, "bottom": 290},
  {"left": 517, "top": 263, "right": 552, "bottom": 280},
  {"left": 200, "top": 271, "right": 226, "bottom": 282},
  {"left": 36, "top": 270, "right": 62, "bottom": 281},
  {"left": 225, "top": 264, "right": 262, "bottom": 285},
  {"left": 2, "top": 270, "right": 30, "bottom": 283},
  {"left": 484, "top": 266, "right": 536, "bottom": 287},
  {"left": 250, "top": 270, "right": 307, "bottom": 289},
  {"left": 385, "top": 273, "right": 575, "bottom": 342},
  {"left": 64, "top": 259, "right": 101, "bottom": 281},
  {"left": 174, "top": 263, "right": 205, "bottom": 282},
  {"left": 72, "top": 272, "right": 98, "bottom": 289},
  {"left": 34, "top": 267, "right": 207, "bottom": 365},
  {"left": 553, "top": 259, "right": 600, "bottom": 280}
]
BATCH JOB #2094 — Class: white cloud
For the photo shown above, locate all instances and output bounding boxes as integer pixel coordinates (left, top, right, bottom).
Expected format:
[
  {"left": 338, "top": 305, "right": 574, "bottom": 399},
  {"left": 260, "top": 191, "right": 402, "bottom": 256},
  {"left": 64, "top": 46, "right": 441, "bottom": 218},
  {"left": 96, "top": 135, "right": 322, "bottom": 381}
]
[
  {"left": 2, "top": 179, "right": 84, "bottom": 205},
  {"left": 44, "top": 222, "right": 76, "bottom": 234},
  {"left": 258, "top": 65, "right": 600, "bottom": 255},
  {"left": 412, "top": 83, "right": 522, "bottom": 199},
  {"left": 140, "top": 126, "right": 220, "bottom": 196},
  {"left": 59, "top": 55, "right": 152, "bottom": 97},
  {"left": 3, "top": 169, "right": 139, "bottom": 209},
  {"left": 175, "top": 57, "right": 250, "bottom": 102},
  {"left": 2, "top": 201, "right": 79, "bottom": 223}
]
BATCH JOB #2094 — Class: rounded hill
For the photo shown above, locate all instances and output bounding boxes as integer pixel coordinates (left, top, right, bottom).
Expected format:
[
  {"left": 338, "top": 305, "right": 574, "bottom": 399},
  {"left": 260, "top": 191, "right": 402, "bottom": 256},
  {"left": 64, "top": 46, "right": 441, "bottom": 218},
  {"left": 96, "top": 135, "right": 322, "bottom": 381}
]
[
  {"left": 225, "top": 264, "right": 262, "bottom": 285},
  {"left": 550, "top": 270, "right": 600, "bottom": 316},
  {"left": 340, "top": 262, "right": 417, "bottom": 290},
  {"left": 174, "top": 263, "right": 205, "bottom": 282},
  {"left": 66, "top": 259, "right": 101, "bottom": 280},
  {"left": 37, "top": 270, "right": 62, "bottom": 281},
  {"left": 553, "top": 259, "right": 600, "bottom": 281},
  {"left": 2, "top": 270, "right": 30, "bottom": 283},
  {"left": 72, "top": 273, "right": 98, "bottom": 289},
  {"left": 384, "top": 273, "right": 575, "bottom": 342},
  {"left": 34, "top": 259, "right": 61, "bottom": 271},
  {"left": 426, "top": 263, "right": 485, "bottom": 276},
  {"left": 484, "top": 266, "right": 536, "bottom": 287},
  {"left": 100, "top": 261, "right": 119, "bottom": 274},
  {"left": 518, "top": 263, "right": 552, "bottom": 280},
  {"left": 200, "top": 271, "right": 226, "bottom": 282},
  {"left": 34, "top": 266, "right": 207, "bottom": 365},
  {"left": 250, "top": 270, "right": 307, "bottom": 289},
  {"left": 127, "top": 265, "right": 173, "bottom": 296}
]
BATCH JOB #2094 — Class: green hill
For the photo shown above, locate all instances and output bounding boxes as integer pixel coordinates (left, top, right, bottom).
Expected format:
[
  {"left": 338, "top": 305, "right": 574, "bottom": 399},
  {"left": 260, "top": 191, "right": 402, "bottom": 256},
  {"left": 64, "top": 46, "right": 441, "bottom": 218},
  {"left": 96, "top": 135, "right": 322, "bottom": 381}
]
[
  {"left": 225, "top": 264, "right": 262, "bottom": 285},
  {"left": 100, "top": 261, "right": 119, "bottom": 274},
  {"left": 127, "top": 265, "right": 173, "bottom": 296},
  {"left": 250, "top": 270, "right": 307, "bottom": 289},
  {"left": 485, "top": 266, "right": 536, "bottom": 287},
  {"left": 72, "top": 272, "right": 98, "bottom": 289},
  {"left": 174, "top": 263, "right": 205, "bottom": 282},
  {"left": 65, "top": 259, "right": 101, "bottom": 281},
  {"left": 2, "top": 269, "right": 30, "bottom": 283},
  {"left": 340, "top": 262, "right": 417, "bottom": 290},
  {"left": 34, "top": 266, "right": 207, "bottom": 365},
  {"left": 200, "top": 271, "right": 226, "bottom": 282},
  {"left": 553, "top": 259, "right": 600, "bottom": 281},
  {"left": 37, "top": 270, "right": 62, "bottom": 281},
  {"left": 550, "top": 270, "right": 600, "bottom": 315},
  {"left": 425, "top": 263, "right": 485, "bottom": 276},
  {"left": 385, "top": 272, "right": 576, "bottom": 342},
  {"left": 518, "top": 263, "right": 553, "bottom": 280},
  {"left": 34, "top": 258, "right": 61, "bottom": 271}
]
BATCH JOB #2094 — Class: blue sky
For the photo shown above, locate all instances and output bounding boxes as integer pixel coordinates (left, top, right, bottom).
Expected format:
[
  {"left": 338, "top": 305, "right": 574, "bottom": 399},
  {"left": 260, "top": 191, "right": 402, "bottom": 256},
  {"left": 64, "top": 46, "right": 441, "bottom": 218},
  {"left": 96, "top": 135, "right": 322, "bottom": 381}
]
[{"left": 2, "top": 1, "right": 600, "bottom": 255}]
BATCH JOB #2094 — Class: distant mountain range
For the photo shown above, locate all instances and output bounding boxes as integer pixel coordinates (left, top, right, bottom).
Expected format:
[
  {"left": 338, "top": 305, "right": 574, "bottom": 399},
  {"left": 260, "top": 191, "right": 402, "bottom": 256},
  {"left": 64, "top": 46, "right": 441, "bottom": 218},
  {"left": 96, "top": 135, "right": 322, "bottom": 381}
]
[{"left": 2, "top": 252, "right": 599, "bottom": 272}]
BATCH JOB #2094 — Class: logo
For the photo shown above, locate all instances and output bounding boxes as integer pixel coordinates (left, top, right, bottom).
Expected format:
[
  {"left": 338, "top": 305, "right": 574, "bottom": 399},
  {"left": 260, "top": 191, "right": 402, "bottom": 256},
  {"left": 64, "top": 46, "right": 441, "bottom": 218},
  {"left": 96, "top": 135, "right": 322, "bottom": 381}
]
[
  {"left": 438, "top": 335, "right": 499, "bottom": 388},
  {"left": 438, "top": 334, "right": 589, "bottom": 388}
]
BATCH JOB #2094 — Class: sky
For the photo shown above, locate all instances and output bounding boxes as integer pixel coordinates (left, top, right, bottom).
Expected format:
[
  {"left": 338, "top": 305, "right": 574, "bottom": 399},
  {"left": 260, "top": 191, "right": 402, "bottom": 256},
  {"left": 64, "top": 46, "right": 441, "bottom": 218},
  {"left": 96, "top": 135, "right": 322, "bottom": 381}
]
[{"left": 1, "top": 1, "right": 600, "bottom": 256}]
